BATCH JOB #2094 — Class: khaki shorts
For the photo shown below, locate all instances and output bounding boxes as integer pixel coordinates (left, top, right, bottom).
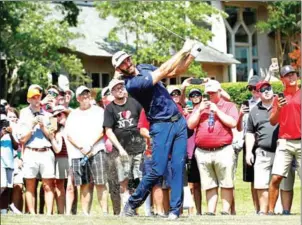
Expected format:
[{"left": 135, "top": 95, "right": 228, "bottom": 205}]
[
  {"left": 55, "top": 157, "right": 69, "bottom": 179},
  {"left": 195, "top": 145, "right": 235, "bottom": 190},
  {"left": 23, "top": 148, "right": 55, "bottom": 179},
  {"left": 254, "top": 148, "right": 275, "bottom": 189},
  {"left": 272, "top": 139, "right": 301, "bottom": 178},
  {"left": 280, "top": 160, "right": 296, "bottom": 191}
]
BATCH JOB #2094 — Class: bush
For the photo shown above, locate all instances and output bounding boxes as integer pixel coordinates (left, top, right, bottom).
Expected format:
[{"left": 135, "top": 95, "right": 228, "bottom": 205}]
[{"left": 184, "top": 81, "right": 284, "bottom": 106}]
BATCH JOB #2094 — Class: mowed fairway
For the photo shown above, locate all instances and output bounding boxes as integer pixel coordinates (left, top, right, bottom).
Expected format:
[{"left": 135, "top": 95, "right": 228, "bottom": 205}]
[{"left": 2, "top": 154, "right": 301, "bottom": 225}]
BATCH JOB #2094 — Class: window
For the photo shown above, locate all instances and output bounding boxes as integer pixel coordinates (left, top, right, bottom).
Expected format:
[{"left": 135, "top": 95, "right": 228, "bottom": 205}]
[
  {"left": 91, "top": 73, "right": 100, "bottom": 88},
  {"left": 102, "top": 73, "right": 110, "bottom": 87}
]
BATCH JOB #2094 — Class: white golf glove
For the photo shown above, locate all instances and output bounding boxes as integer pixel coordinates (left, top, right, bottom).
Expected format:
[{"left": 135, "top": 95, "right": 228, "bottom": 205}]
[
  {"left": 181, "top": 39, "right": 196, "bottom": 53},
  {"left": 190, "top": 42, "right": 203, "bottom": 57}
]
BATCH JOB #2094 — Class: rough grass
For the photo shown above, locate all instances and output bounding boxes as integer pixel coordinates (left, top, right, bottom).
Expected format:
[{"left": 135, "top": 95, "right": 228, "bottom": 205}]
[{"left": 1, "top": 154, "right": 301, "bottom": 224}]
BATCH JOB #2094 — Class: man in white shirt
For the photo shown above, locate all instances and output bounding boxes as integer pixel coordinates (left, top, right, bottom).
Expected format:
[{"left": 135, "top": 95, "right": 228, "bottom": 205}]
[{"left": 65, "top": 86, "right": 108, "bottom": 215}]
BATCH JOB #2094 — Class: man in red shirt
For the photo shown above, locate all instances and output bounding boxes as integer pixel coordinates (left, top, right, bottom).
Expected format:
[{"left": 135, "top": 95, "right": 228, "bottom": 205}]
[
  {"left": 187, "top": 80, "right": 238, "bottom": 215},
  {"left": 268, "top": 65, "right": 301, "bottom": 214}
]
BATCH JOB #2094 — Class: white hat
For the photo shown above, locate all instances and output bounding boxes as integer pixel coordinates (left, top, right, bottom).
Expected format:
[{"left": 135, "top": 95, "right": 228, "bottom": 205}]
[
  {"left": 108, "top": 79, "right": 125, "bottom": 92},
  {"left": 204, "top": 80, "right": 221, "bottom": 93},
  {"left": 76, "top": 86, "right": 90, "bottom": 97},
  {"left": 101, "top": 86, "right": 110, "bottom": 97},
  {"left": 63, "top": 87, "right": 75, "bottom": 98},
  {"left": 28, "top": 84, "right": 43, "bottom": 91},
  {"left": 0, "top": 99, "right": 8, "bottom": 105},
  {"left": 112, "top": 51, "right": 131, "bottom": 69},
  {"left": 52, "top": 105, "right": 71, "bottom": 117},
  {"left": 167, "top": 86, "right": 181, "bottom": 95}
]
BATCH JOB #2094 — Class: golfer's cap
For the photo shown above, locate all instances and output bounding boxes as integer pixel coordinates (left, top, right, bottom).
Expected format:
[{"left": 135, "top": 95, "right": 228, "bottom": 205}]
[{"left": 112, "top": 51, "right": 131, "bottom": 69}]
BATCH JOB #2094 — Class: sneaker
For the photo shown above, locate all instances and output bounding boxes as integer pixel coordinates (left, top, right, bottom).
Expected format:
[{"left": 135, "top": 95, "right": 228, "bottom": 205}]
[
  {"left": 220, "top": 211, "right": 230, "bottom": 215},
  {"left": 9, "top": 203, "right": 22, "bottom": 215},
  {"left": 258, "top": 211, "right": 266, "bottom": 216},
  {"left": 167, "top": 213, "right": 178, "bottom": 220},
  {"left": 0, "top": 209, "right": 8, "bottom": 215},
  {"left": 267, "top": 211, "right": 275, "bottom": 216},
  {"left": 156, "top": 212, "right": 168, "bottom": 218},
  {"left": 204, "top": 212, "right": 215, "bottom": 216},
  {"left": 121, "top": 202, "right": 136, "bottom": 217},
  {"left": 282, "top": 210, "right": 291, "bottom": 215}
]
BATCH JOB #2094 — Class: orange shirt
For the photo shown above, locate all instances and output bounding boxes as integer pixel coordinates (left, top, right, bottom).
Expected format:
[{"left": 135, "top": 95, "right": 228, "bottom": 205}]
[
  {"left": 195, "top": 99, "right": 239, "bottom": 148},
  {"left": 272, "top": 89, "right": 301, "bottom": 139}
]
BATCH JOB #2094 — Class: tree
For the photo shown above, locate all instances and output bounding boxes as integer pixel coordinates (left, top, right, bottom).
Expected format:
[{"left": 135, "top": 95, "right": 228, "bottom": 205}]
[
  {"left": 95, "top": 1, "right": 224, "bottom": 77},
  {"left": 288, "top": 39, "right": 301, "bottom": 69},
  {"left": 0, "top": 2, "right": 89, "bottom": 104},
  {"left": 256, "top": 1, "right": 301, "bottom": 67}
]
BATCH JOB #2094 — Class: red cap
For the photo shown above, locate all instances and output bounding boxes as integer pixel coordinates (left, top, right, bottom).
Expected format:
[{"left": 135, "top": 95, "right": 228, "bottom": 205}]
[{"left": 256, "top": 81, "right": 270, "bottom": 91}]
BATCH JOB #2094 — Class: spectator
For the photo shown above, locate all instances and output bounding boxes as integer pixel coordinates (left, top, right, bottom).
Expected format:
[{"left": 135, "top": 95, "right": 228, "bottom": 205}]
[
  {"left": 104, "top": 79, "right": 145, "bottom": 210},
  {"left": 245, "top": 81, "right": 278, "bottom": 214},
  {"left": 18, "top": 86, "right": 55, "bottom": 215},
  {"left": 186, "top": 88, "right": 202, "bottom": 215},
  {"left": 0, "top": 114, "right": 18, "bottom": 214},
  {"left": 41, "top": 85, "right": 60, "bottom": 113},
  {"left": 187, "top": 80, "right": 239, "bottom": 215},
  {"left": 62, "top": 87, "right": 74, "bottom": 109},
  {"left": 0, "top": 99, "right": 10, "bottom": 112},
  {"left": 48, "top": 106, "right": 71, "bottom": 214},
  {"left": 65, "top": 86, "right": 108, "bottom": 216},
  {"left": 268, "top": 65, "right": 301, "bottom": 214},
  {"left": 237, "top": 75, "right": 261, "bottom": 213}
]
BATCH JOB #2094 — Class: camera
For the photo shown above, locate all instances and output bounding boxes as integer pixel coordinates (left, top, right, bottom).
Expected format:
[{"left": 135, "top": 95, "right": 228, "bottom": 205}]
[
  {"left": 191, "top": 78, "right": 204, "bottom": 85},
  {"left": 0, "top": 119, "right": 10, "bottom": 130}
]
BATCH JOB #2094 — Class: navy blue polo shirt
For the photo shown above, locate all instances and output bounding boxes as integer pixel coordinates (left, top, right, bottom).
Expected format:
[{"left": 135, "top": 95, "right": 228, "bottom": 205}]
[{"left": 124, "top": 64, "right": 179, "bottom": 123}]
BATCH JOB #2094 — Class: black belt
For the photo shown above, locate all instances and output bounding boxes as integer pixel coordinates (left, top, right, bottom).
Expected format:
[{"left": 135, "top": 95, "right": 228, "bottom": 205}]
[
  {"left": 201, "top": 144, "right": 229, "bottom": 152},
  {"left": 152, "top": 113, "right": 182, "bottom": 124}
]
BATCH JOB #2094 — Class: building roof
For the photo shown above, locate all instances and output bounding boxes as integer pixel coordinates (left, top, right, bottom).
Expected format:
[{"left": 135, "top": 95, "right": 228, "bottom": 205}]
[{"left": 57, "top": 4, "right": 240, "bottom": 64}]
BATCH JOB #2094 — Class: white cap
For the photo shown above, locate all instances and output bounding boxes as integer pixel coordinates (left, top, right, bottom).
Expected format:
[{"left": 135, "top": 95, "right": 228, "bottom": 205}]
[
  {"left": 76, "top": 86, "right": 90, "bottom": 97},
  {"left": 0, "top": 99, "right": 8, "bottom": 105},
  {"left": 108, "top": 79, "right": 125, "bottom": 92},
  {"left": 63, "top": 87, "right": 75, "bottom": 98},
  {"left": 112, "top": 51, "right": 131, "bottom": 69},
  {"left": 204, "top": 80, "right": 221, "bottom": 93},
  {"left": 167, "top": 86, "right": 181, "bottom": 95},
  {"left": 28, "top": 84, "right": 43, "bottom": 91},
  {"left": 101, "top": 86, "right": 110, "bottom": 97}
]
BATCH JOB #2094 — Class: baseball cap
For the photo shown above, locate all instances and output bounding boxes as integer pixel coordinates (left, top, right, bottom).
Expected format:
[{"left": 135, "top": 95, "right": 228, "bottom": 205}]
[
  {"left": 0, "top": 99, "right": 8, "bottom": 106},
  {"left": 204, "top": 80, "right": 221, "bottom": 93},
  {"left": 189, "top": 88, "right": 202, "bottom": 97},
  {"left": 76, "top": 86, "right": 90, "bottom": 97},
  {"left": 52, "top": 105, "right": 71, "bottom": 117},
  {"left": 247, "top": 76, "right": 261, "bottom": 87},
  {"left": 27, "top": 88, "right": 42, "bottom": 99},
  {"left": 28, "top": 84, "right": 43, "bottom": 91},
  {"left": 101, "top": 86, "right": 110, "bottom": 97},
  {"left": 109, "top": 79, "right": 125, "bottom": 92},
  {"left": 112, "top": 51, "right": 131, "bottom": 69},
  {"left": 256, "top": 81, "right": 271, "bottom": 91},
  {"left": 63, "top": 87, "right": 75, "bottom": 98},
  {"left": 167, "top": 86, "right": 181, "bottom": 95},
  {"left": 280, "top": 65, "right": 297, "bottom": 77}
]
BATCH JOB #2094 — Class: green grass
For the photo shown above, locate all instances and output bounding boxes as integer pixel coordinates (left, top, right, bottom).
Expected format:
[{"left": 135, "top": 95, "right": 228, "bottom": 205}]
[{"left": 1, "top": 153, "right": 301, "bottom": 224}]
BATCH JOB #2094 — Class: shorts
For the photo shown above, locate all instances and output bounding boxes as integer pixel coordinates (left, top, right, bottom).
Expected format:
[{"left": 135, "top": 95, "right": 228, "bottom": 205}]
[
  {"left": 13, "top": 158, "right": 24, "bottom": 184},
  {"left": 23, "top": 148, "right": 55, "bottom": 179},
  {"left": 72, "top": 150, "right": 107, "bottom": 186},
  {"left": 243, "top": 143, "right": 256, "bottom": 182},
  {"left": 280, "top": 160, "right": 296, "bottom": 191},
  {"left": 108, "top": 150, "right": 143, "bottom": 183},
  {"left": 187, "top": 155, "right": 200, "bottom": 183},
  {"left": 1, "top": 167, "right": 14, "bottom": 188},
  {"left": 142, "top": 155, "right": 171, "bottom": 189},
  {"left": 272, "top": 139, "right": 301, "bottom": 178},
  {"left": 55, "top": 157, "right": 69, "bottom": 179},
  {"left": 254, "top": 148, "right": 275, "bottom": 189},
  {"left": 195, "top": 145, "right": 235, "bottom": 191}
]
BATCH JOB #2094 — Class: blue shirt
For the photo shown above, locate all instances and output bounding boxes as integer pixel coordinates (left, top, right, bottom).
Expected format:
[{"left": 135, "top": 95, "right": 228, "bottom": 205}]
[
  {"left": 1, "top": 134, "right": 14, "bottom": 169},
  {"left": 124, "top": 64, "right": 179, "bottom": 122}
]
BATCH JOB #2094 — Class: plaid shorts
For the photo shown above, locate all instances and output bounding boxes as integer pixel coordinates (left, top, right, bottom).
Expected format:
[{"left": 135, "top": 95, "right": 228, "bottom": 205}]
[{"left": 72, "top": 150, "right": 107, "bottom": 186}]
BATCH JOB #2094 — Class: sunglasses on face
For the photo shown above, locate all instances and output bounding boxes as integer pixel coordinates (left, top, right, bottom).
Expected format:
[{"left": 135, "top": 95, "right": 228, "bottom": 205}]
[
  {"left": 259, "top": 85, "right": 272, "bottom": 93},
  {"left": 171, "top": 92, "right": 180, "bottom": 97},
  {"left": 48, "top": 91, "right": 59, "bottom": 97},
  {"left": 189, "top": 93, "right": 201, "bottom": 98},
  {"left": 247, "top": 86, "right": 256, "bottom": 92}
]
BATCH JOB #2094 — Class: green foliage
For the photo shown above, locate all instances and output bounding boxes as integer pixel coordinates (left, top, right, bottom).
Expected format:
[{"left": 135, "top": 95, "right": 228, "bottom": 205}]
[
  {"left": 95, "top": 1, "right": 225, "bottom": 77},
  {"left": 184, "top": 81, "right": 284, "bottom": 106},
  {"left": 0, "top": 2, "right": 88, "bottom": 104}
]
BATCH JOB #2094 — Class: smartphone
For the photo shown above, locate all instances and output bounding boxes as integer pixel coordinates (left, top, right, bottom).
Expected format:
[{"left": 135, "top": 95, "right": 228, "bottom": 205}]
[
  {"left": 271, "top": 58, "right": 279, "bottom": 72},
  {"left": 278, "top": 92, "right": 285, "bottom": 98},
  {"left": 242, "top": 100, "right": 249, "bottom": 107},
  {"left": 49, "top": 117, "right": 57, "bottom": 131},
  {"left": 191, "top": 78, "right": 204, "bottom": 85},
  {"left": 186, "top": 100, "right": 193, "bottom": 109},
  {"left": 202, "top": 93, "right": 210, "bottom": 101}
]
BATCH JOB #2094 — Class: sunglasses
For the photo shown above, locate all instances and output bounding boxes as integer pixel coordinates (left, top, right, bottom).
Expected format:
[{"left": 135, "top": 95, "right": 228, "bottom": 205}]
[
  {"left": 259, "top": 85, "right": 272, "bottom": 93},
  {"left": 48, "top": 91, "right": 59, "bottom": 97},
  {"left": 247, "top": 86, "right": 256, "bottom": 92},
  {"left": 189, "top": 93, "right": 201, "bottom": 98},
  {"left": 171, "top": 92, "right": 180, "bottom": 97}
]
